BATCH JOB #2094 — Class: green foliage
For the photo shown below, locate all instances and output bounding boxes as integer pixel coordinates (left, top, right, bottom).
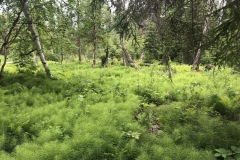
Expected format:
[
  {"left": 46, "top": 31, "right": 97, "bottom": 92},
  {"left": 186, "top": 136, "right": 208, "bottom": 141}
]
[
  {"left": 214, "top": 146, "right": 240, "bottom": 160},
  {"left": 143, "top": 20, "right": 162, "bottom": 62},
  {"left": 0, "top": 62, "right": 240, "bottom": 160},
  {"left": 207, "top": 94, "right": 239, "bottom": 120}
]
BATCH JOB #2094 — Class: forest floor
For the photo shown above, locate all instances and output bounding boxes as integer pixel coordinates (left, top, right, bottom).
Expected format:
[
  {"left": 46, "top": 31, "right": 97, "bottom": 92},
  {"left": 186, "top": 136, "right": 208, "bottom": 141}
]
[{"left": 0, "top": 61, "right": 240, "bottom": 160}]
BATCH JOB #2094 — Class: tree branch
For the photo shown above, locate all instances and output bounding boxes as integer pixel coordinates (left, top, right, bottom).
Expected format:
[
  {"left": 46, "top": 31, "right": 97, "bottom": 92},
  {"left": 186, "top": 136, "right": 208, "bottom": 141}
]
[
  {"left": 0, "top": 10, "right": 22, "bottom": 54},
  {"left": 20, "top": 49, "right": 37, "bottom": 56}
]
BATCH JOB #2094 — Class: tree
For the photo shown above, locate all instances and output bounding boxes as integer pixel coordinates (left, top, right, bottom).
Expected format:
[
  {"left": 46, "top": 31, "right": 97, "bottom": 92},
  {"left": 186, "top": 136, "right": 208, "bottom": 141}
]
[
  {"left": 76, "top": 0, "right": 82, "bottom": 61},
  {"left": 19, "top": 0, "right": 53, "bottom": 77},
  {"left": 192, "top": 0, "right": 215, "bottom": 71},
  {"left": 143, "top": 20, "right": 161, "bottom": 62},
  {"left": 110, "top": 0, "right": 137, "bottom": 68},
  {"left": 211, "top": 0, "right": 240, "bottom": 69},
  {"left": 0, "top": 10, "right": 22, "bottom": 79}
]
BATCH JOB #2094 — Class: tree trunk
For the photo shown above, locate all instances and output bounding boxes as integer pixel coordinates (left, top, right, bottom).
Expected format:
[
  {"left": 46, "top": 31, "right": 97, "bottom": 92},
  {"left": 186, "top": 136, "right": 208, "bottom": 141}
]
[
  {"left": 101, "top": 47, "right": 109, "bottom": 67},
  {"left": 60, "top": 53, "right": 64, "bottom": 64},
  {"left": 33, "top": 51, "right": 38, "bottom": 67},
  {"left": 119, "top": 33, "right": 136, "bottom": 68},
  {"left": 92, "top": 13, "right": 97, "bottom": 68},
  {"left": 105, "top": 47, "right": 109, "bottom": 66},
  {"left": 192, "top": 0, "right": 214, "bottom": 71},
  {"left": 0, "top": 46, "right": 8, "bottom": 79},
  {"left": 77, "top": 35, "right": 82, "bottom": 61},
  {"left": 162, "top": 54, "right": 173, "bottom": 83},
  {"left": 92, "top": 36, "right": 97, "bottom": 68},
  {"left": 20, "top": 0, "right": 53, "bottom": 78},
  {"left": 77, "top": 1, "right": 82, "bottom": 62},
  {"left": 0, "top": 10, "right": 22, "bottom": 80}
]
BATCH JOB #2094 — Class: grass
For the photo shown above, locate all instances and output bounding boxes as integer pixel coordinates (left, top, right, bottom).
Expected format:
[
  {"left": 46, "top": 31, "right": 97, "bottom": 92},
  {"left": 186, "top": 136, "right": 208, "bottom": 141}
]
[{"left": 0, "top": 61, "right": 239, "bottom": 159}]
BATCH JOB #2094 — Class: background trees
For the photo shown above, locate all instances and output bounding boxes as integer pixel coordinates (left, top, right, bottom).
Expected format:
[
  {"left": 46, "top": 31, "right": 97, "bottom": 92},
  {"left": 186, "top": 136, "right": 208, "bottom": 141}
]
[
  {"left": 211, "top": 0, "right": 240, "bottom": 70},
  {"left": 0, "top": 0, "right": 239, "bottom": 76},
  {"left": 0, "top": 1, "right": 240, "bottom": 159}
]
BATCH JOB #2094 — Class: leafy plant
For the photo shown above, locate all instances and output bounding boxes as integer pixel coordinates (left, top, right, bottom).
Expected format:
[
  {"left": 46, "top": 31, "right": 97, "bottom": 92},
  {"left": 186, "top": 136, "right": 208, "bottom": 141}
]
[{"left": 214, "top": 146, "right": 240, "bottom": 160}]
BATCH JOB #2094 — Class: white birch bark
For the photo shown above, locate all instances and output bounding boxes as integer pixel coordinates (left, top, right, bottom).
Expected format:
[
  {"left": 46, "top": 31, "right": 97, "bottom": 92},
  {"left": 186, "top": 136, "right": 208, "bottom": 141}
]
[{"left": 20, "top": 0, "right": 53, "bottom": 77}]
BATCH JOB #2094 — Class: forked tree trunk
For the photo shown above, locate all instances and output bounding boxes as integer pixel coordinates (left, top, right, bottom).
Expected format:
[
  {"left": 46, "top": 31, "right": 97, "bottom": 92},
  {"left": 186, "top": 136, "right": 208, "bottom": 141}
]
[
  {"left": 0, "top": 10, "right": 22, "bottom": 80},
  {"left": 20, "top": 0, "right": 53, "bottom": 78},
  {"left": 192, "top": 0, "right": 214, "bottom": 71},
  {"left": 119, "top": 33, "right": 136, "bottom": 68}
]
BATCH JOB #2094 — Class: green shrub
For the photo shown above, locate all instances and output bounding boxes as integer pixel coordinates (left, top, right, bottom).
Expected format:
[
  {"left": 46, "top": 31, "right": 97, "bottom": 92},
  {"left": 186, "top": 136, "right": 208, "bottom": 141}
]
[{"left": 207, "top": 94, "right": 239, "bottom": 120}]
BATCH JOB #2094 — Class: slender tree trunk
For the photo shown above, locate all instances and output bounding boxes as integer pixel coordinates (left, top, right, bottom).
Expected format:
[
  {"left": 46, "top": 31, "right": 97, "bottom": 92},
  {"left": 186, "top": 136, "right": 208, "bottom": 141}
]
[
  {"left": 77, "top": 35, "right": 82, "bottom": 61},
  {"left": 192, "top": 0, "right": 214, "bottom": 71},
  {"left": 77, "top": 1, "right": 82, "bottom": 61},
  {"left": 119, "top": 33, "right": 136, "bottom": 68},
  {"left": 105, "top": 47, "right": 109, "bottom": 66},
  {"left": 92, "top": 32, "right": 97, "bottom": 68},
  {"left": 101, "top": 47, "right": 109, "bottom": 67},
  {"left": 0, "top": 46, "right": 8, "bottom": 79},
  {"left": 33, "top": 51, "right": 38, "bottom": 67},
  {"left": 92, "top": 13, "right": 97, "bottom": 68},
  {"left": 0, "top": 10, "right": 22, "bottom": 80},
  {"left": 162, "top": 54, "right": 173, "bottom": 83},
  {"left": 20, "top": 0, "right": 53, "bottom": 77},
  {"left": 60, "top": 53, "right": 64, "bottom": 64}
]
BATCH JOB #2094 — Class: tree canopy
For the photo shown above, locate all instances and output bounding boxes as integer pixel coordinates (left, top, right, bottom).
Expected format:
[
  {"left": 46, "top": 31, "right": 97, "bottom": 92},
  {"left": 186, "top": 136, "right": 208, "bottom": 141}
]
[{"left": 0, "top": 0, "right": 239, "bottom": 76}]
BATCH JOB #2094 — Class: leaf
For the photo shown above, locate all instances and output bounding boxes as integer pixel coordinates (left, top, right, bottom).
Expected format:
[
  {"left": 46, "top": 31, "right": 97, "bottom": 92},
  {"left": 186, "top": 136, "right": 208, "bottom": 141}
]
[
  {"left": 215, "top": 148, "right": 228, "bottom": 153},
  {"left": 222, "top": 154, "right": 227, "bottom": 158},
  {"left": 215, "top": 148, "right": 232, "bottom": 155},
  {"left": 131, "top": 132, "right": 140, "bottom": 140},
  {"left": 231, "top": 146, "right": 237, "bottom": 151},
  {"left": 214, "top": 153, "right": 222, "bottom": 157}
]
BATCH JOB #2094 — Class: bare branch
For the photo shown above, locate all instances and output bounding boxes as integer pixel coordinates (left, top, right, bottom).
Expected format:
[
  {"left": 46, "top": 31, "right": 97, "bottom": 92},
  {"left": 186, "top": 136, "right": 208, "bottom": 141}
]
[{"left": 20, "top": 49, "right": 37, "bottom": 56}]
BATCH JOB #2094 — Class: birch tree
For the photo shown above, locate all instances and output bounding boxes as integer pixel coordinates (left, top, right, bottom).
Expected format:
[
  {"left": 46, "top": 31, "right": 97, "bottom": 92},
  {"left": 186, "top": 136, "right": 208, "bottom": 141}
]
[
  {"left": 0, "top": 1, "right": 22, "bottom": 79},
  {"left": 19, "top": 0, "right": 53, "bottom": 77}
]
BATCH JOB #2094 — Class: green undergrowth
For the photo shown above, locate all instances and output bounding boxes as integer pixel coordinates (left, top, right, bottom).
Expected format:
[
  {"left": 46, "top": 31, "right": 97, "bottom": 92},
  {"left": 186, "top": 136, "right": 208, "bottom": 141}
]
[{"left": 0, "top": 61, "right": 239, "bottom": 160}]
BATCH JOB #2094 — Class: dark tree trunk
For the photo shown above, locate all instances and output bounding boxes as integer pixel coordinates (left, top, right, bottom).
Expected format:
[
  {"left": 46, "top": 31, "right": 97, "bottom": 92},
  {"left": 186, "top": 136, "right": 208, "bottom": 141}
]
[
  {"left": 101, "top": 47, "right": 109, "bottom": 67},
  {"left": 92, "top": 37, "right": 97, "bottom": 68},
  {"left": 92, "top": 13, "right": 97, "bottom": 68},
  {"left": 60, "top": 53, "right": 64, "bottom": 64},
  {"left": 0, "top": 10, "right": 22, "bottom": 80},
  {"left": 77, "top": 1, "right": 82, "bottom": 62}
]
